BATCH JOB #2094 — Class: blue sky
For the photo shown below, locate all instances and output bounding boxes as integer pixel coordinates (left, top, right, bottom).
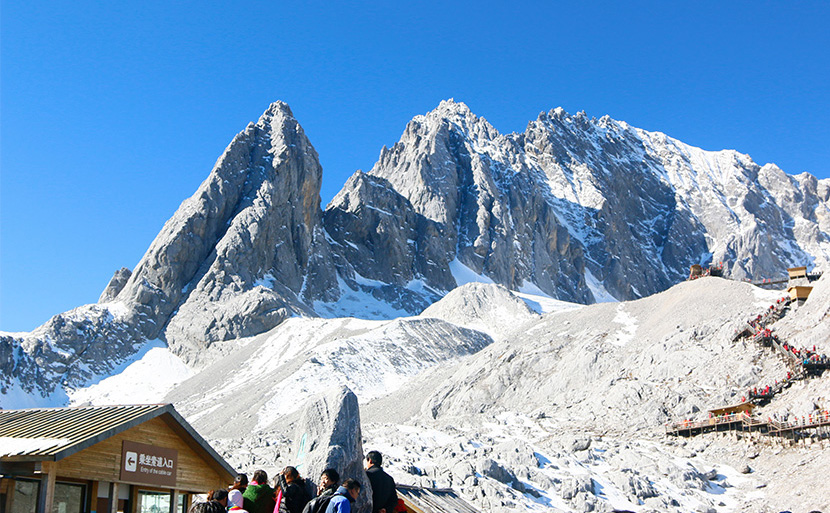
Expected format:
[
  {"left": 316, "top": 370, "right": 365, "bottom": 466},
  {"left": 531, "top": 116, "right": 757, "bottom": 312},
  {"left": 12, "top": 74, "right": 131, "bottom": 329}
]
[{"left": 1, "top": 1, "right": 829, "bottom": 332}]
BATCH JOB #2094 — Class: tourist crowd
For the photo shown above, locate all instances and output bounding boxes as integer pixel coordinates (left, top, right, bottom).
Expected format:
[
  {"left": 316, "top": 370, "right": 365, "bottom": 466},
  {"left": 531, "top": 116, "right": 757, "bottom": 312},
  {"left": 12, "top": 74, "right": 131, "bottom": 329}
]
[{"left": 189, "top": 451, "right": 401, "bottom": 513}]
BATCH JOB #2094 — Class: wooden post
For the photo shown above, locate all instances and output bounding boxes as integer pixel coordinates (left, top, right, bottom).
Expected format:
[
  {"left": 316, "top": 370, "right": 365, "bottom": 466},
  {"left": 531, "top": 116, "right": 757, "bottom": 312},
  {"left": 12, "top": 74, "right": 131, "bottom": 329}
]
[
  {"left": 129, "top": 486, "right": 138, "bottom": 513},
  {"left": 36, "top": 461, "right": 57, "bottom": 513},
  {"left": 109, "top": 483, "right": 119, "bottom": 513},
  {"left": 4, "top": 479, "right": 15, "bottom": 513},
  {"left": 90, "top": 481, "right": 100, "bottom": 513},
  {"left": 169, "top": 491, "right": 179, "bottom": 513}
]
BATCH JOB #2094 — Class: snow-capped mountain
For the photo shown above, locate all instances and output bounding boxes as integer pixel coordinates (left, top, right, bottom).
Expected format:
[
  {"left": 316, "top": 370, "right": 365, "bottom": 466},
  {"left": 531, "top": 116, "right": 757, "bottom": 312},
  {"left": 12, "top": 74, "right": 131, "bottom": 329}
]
[
  {"left": 2, "top": 99, "right": 828, "bottom": 405},
  {"left": 327, "top": 100, "right": 829, "bottom": 306}
]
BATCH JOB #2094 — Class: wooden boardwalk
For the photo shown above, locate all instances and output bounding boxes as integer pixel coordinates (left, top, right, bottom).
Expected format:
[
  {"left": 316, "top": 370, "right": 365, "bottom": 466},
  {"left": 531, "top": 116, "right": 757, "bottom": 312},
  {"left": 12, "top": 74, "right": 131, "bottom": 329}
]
[
  {"left": 666, "top": 412, "right": 762, "bottom": 437},
  {"left": 666, "top": 295, "right": 829, "bottom": 442},
  {"left": 769, "top": 411, "right": 830, "bottom": 432},
  {"left": 667, "top": 411, "right": 830, "bottom": 438},
  {"left": 747, "top": 270, "right": 823, "bottom": 287}
]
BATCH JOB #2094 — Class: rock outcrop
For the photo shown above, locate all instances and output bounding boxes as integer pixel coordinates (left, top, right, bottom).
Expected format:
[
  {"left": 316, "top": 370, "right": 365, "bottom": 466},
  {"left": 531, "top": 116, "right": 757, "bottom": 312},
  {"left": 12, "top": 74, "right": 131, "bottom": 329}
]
[
  {"left": 98, "top": 267, "right": 132, "bottom": 303},
  {"left": 117, "top": 101, "right": 338, "bottom": 360},
  {"left": 291, "top": 387, "right": 371, "bottom": 513},
  {"left": 327, "top": 100, "right": 830, "bottom": 304}
]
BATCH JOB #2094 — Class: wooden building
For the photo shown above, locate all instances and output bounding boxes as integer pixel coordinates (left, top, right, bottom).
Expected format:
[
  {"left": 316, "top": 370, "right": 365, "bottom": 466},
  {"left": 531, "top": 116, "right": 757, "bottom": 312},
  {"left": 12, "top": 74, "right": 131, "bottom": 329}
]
[
  {"left": 708, "top": 402, "right": 755, "bottom": 417},
  {"left": 688, "top": 264, "right": 703, "bottom": 280},
  {"left": 787, "top": 285, "right": 813, "bottom": 302},
  {"left": 0, "top": 404, "right": 235, "bottom": 513},
  {"left": 395, "top": 485, "right": 477, "bottom": 513},
  {"left": 787, "top": 266, "right": 808, "bottom": 280}
]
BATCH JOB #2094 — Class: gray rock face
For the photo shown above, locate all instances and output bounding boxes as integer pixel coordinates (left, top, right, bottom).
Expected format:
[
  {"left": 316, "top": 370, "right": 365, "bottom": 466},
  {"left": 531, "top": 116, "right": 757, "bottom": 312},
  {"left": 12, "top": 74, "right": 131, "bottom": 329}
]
[
  {"left": 291, "top": 387, "right": 371, "bottom": 513},
  {"left": 327, "top": 101, "right": 591, "bottom": 303},
  {"left": 0, "top": 304, "right": 144, "bottom": 403},
  {"left": 522, "top": 110, "right": 706, "bottom": 300},
  {"left": 324, "top": 172, "right": 446, "bottom": 312},
  {"left": 327, "top": 100, "right": 830, "bottom": 305},
  {"left": 98, "top": 267, "right": 132, "bottom": 303},
  {"left": 4, "top": 98, "right": 830, "bottom": 405}
]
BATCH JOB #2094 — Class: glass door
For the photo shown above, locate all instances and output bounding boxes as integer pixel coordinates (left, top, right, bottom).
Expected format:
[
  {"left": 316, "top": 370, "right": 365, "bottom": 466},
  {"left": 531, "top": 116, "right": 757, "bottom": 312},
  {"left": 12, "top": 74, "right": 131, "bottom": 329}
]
[{"left": 137, "top": 491, "right": 170, "bottom": 513}]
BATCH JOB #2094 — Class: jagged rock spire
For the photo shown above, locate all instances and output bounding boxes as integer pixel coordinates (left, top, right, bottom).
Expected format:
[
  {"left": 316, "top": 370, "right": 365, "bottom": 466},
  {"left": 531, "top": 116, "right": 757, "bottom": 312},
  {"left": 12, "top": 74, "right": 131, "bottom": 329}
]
[{"left": 111, "top": 101, "right": 339, "bottom": 360}]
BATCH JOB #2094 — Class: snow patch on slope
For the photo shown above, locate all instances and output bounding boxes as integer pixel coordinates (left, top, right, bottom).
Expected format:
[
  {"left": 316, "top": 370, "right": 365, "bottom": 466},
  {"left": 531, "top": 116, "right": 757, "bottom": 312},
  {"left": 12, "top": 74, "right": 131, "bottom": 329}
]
[
  {"left": 609, "top": 304, "right": 638, "bottom": 346},
  {"left": 585, "top": 268, "right": 617, "bottom": 303},
  {"left": 449, "top": 258, "right": 495, "bottom": 287},
  {"left": 515, "top": 281, "right": 583, "bottom": 314},
  {"left": 314, "top": 277, "right": 411, "bottom": 320},
  {"left": 68, "top": 344, "right": 191, "bottom": 406}
]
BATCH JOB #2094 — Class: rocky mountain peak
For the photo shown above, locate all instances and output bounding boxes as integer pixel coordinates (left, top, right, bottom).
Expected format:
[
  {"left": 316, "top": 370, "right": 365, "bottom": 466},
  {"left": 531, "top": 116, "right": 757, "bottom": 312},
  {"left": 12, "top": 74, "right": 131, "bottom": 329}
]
[
  {"left": 254, "top": 101, "right": 308, "bottom": 146},
  {"left": 258, "top": 100, "right": 294, "bottom": 121},
  {"left": 4, "top": 98, "right": 830, "bottom": 405},
  {"left": 404, "top": 99, "right": 501, "bottom": 153},
  {"left": 23, "top": 101, "right": 339, "bottom": 367},
  {"left": 429, "top": 97, "right": 474, "bottom": 119}
]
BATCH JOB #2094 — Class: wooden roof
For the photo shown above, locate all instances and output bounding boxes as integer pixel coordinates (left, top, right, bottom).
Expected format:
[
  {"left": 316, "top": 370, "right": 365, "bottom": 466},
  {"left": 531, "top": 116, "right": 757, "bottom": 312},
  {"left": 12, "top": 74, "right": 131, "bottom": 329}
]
[
  {"left": 787, "top": 266, "right": 808, "bottom": 278},
  {"left": 0, "top": 404, "right": 234, "bottom": 478},
  {"left": 708, "top": 402, "right": 754, "bottom": 416},
  {"left": 788, "top": 285, "right": 813, "bottom": 300},
  {"left": 396, "top": 484, "right": 478, "bottom": 513}
]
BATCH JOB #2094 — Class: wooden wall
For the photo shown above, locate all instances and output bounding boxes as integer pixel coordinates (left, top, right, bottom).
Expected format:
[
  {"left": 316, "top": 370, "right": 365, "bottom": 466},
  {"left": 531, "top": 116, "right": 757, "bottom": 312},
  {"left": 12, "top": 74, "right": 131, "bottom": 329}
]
[{"left": 55, "top": 417, "right": 230, "bottom": 493}]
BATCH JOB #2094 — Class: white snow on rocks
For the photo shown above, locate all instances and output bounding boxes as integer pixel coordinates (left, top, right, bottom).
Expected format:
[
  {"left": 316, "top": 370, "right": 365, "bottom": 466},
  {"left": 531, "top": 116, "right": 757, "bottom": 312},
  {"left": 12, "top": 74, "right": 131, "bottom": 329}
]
[
  {"left": 68, "top": 344, "right": 191, "bottom": 406},
  {"left": 23, "top": 275, "right": 830, "bottom": 512},
  {"left": 609, "top": 304, "right": 638, "bottom": 346},
  {"left": 449, "top": 257, "right": 495, "bottom": 287},
  {"left": 420, "top": 283, "right": 538, "bottom": 340}
]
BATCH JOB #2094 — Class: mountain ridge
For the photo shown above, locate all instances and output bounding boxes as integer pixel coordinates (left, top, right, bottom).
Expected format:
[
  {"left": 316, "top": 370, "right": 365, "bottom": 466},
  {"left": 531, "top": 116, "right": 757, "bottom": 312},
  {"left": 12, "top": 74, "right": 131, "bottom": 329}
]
[{"left": 2, "top": 99, "right": 828, "bottom": 405}]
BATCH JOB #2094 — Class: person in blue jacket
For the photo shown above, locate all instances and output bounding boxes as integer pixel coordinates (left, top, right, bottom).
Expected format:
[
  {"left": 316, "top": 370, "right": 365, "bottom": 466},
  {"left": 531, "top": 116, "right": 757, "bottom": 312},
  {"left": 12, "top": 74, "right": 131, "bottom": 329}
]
[{"left": 325, "top": 479, "right": 361, "bottom": 513}]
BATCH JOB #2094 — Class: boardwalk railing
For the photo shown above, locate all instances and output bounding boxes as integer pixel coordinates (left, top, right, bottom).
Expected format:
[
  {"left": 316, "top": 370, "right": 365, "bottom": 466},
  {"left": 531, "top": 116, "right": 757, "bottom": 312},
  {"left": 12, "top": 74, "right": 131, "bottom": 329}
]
[
  {"left": 667, "top": 295, "right": 829, "bottom": 440},
  {"left": 768, "top": 411, "right": 830, "bottom": 433},
  {"left": 666, "top": 412, "right": 749, "bottom": 435}
]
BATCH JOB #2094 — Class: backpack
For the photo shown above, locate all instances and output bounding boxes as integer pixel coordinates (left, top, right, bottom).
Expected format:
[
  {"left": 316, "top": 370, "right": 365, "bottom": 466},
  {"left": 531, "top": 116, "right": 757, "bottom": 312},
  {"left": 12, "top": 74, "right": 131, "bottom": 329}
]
[{"left": 301, "top": 494, "right": 335, "bottom": 513}]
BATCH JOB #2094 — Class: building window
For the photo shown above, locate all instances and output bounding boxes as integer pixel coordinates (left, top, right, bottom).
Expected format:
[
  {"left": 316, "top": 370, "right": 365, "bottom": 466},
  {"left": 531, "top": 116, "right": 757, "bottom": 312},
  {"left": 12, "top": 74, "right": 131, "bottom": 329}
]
[
  {"left": 11, "top": 481, "right": 39, "bottom": 513},
  {"left": 52, "top": 483, "right": 85, "bottom": 513}
]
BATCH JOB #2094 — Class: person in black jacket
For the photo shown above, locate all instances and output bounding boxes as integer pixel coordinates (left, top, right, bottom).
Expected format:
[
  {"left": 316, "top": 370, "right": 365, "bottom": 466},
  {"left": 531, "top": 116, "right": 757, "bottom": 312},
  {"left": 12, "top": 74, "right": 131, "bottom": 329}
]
[
  {"left": 364, "top": 451, "right": 397, "bottom": 513},
  {"left": 278, "top": 466, "right": 312, "bottom": 513},
  {"left": 302, "top": 469, "right": 340, "bottom": 513}
]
